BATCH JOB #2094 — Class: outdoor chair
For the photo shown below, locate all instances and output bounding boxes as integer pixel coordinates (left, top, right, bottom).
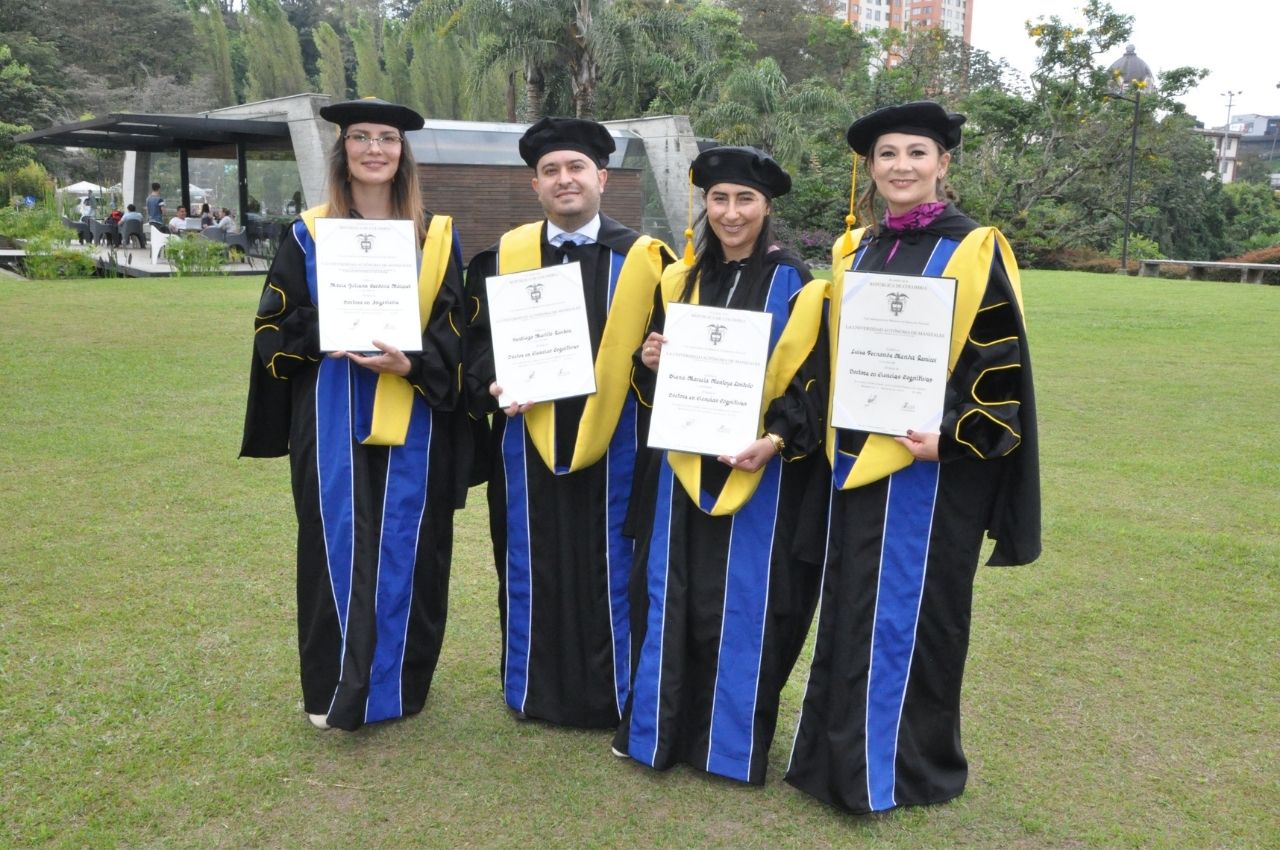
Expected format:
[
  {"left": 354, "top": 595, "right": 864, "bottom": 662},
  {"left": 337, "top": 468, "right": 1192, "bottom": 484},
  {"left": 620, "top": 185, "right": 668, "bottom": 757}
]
[
  {"left": 200, "top": 227, "right": 227, "bottom": 244},
  {"left": 119, "top": 219, "right": 146, "bottom": 248},
  {"left": 149, "top": 225, "right": 169, "bottom": 265},
  {"left": 62, "top": 216, "right": 91, "bottom": 244},
  {"left": 224, "top": 229, "right": 253, "bottom": 264},
  {"left": 90, "top": 220, "right": 119, "bottom": 246}
]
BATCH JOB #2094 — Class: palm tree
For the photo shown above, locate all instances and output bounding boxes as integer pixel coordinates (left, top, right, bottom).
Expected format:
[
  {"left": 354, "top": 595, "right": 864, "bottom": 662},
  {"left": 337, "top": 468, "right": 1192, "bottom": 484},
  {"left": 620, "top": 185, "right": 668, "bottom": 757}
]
[
  {"left": 694, "top": 58, "right": 844, "bottom": 168},
  {"left": 412, "top": 0, "right": 560, "bottom": 121},
  {"left": 413, "top": 0, "right": 710, "bottom": 120}
]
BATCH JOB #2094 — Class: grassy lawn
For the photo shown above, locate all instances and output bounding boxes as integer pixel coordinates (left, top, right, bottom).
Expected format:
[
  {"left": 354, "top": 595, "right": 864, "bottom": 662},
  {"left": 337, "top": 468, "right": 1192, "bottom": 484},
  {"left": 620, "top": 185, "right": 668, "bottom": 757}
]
[{"left": 1, "top": 271, "right": 1276, "bottom": 849}]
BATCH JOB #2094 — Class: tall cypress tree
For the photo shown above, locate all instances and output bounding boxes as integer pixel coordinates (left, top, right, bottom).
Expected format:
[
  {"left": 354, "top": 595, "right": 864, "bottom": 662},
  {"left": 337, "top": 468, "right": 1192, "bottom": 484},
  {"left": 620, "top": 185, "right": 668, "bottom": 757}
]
[
  {"left": 243, "top": 0, "right": 309, "bottom": 100},
  {"left": 313, "top": 21, "right": 347, "bottom": 101}
]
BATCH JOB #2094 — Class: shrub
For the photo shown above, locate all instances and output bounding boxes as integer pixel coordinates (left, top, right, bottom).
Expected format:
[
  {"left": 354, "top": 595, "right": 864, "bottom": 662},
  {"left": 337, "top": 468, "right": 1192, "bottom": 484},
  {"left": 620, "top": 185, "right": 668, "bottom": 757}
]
[
  {"left": 165, "top": 235, "right": 228, "bottom": 277},
  {"left": 771, "top": 219, "right": 840, "bottom": 266},
  {"left": 0, "top": 204, "right": 64, "bottom": 241},
  {"left": 1033, "top": 246, "right": 1122, "bottom": 273},
  {"left": 21, "top": 236, "right": 97, "bottom": 279},
  {"left": 0, "top": 161, "right": 52, "bottom": 203},
  {"left": 1107, "top": 233, "right": 1164, "bottom": 262},
  {"left": 1227, "top": 244, "right": 1280, "bottom": 264}
]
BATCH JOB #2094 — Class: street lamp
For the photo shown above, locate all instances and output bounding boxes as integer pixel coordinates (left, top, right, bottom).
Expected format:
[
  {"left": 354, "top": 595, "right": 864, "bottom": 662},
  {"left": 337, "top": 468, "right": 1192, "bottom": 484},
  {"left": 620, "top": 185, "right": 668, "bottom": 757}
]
[
  {"left": 1221, "top": 90, "right": 1242, "bottom": 129},
  {"left": 1107, "top": 45, "right": 1155, "bottom": 273}
]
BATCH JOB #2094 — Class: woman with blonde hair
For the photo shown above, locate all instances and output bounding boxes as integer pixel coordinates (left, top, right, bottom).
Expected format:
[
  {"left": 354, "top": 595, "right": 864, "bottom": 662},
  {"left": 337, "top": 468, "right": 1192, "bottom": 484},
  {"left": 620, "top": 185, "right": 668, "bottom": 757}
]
[{"left": 785, "top": 101, "right": 1041, "bottom": 813}]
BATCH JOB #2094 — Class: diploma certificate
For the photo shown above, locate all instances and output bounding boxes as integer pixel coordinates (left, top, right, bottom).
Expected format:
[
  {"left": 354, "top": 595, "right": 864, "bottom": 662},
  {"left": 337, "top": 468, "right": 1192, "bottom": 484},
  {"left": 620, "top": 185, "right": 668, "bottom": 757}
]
[
  {"left": 315, "top": 218, "right": 422, "bottom": 353},
  {"left": 832, "top": 271, "right": 957, "bottom": 437},
  {"left": 648, "top": 302, "right": 771, "bottom": 457},
  {"left": 486, "top": 262, "right": 596, "bottom": 406}
]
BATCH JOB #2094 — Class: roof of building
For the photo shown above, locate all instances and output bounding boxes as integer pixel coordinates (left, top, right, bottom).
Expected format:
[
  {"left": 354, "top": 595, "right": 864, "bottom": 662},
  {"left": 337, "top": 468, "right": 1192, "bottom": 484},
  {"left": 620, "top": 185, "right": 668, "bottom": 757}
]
[{"left": 15, "top": 113, "right": 293, "bottom": 154}]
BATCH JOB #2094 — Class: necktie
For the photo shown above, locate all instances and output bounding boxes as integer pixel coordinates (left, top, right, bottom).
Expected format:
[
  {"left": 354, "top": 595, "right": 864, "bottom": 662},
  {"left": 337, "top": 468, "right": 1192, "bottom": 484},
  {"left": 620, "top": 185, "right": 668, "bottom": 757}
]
[{"left": 554, "top": 233, "right": 587, "bottom": 264}]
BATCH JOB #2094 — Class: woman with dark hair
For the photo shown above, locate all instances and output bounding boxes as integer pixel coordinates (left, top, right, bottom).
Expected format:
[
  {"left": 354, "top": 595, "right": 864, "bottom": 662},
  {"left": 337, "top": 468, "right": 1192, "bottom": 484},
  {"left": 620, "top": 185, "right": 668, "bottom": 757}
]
[
  {"left": 240, "top": 98, "right": 469, "bottom": 732},
  {"left": 612, "top": 146, "right": 828, "bottom": 785},
  {"left": 198, "top": 203, "right": 214, "bottom": 229},
  {"left": 785, "top": 101, "right": 1041, "bottom": 813}
]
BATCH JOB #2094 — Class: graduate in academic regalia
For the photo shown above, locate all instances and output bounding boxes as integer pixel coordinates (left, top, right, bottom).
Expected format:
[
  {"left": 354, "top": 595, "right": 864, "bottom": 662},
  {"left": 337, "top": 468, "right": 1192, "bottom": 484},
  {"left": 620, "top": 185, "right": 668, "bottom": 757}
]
[
  {"left": 784, "top": 101, "right": 1041, "bottom": 812},
  {"left": 465, "top": 117, "right": 675, "bottom": 728},
  {"left": 241, "top": 97, "right": 469, "bottom": 732},
  {"left": 611, "top": 147, "right": 829, "bottom": 784}
]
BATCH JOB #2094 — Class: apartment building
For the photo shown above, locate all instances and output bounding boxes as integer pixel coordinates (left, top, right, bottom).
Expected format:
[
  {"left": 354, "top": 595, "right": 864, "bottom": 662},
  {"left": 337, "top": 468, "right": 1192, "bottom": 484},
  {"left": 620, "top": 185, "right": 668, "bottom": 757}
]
[{"left": 836, "top": 0, "right": 973, "bottom": 44}]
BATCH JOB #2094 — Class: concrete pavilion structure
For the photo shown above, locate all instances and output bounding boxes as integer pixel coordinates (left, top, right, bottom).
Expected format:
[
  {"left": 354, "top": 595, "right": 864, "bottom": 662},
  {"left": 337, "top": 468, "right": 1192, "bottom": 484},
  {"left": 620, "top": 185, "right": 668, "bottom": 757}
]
[{"left": 19, "top": 94, "right": 702, "bottom": 256}]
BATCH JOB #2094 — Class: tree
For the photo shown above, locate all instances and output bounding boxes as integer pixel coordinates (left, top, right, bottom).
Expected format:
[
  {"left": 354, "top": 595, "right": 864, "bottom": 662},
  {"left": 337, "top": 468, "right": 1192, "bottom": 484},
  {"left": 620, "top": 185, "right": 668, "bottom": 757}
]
[
  {"left": 313, "top": 21, "right": 347, "bottom": 101},
  {"left": 413, "top": 0, "right": 560, "bottom": 120},
  {"left": 415, "top": 0, "right": 710, "bottom": 119},
  {"left": 189, "top": 0, "right": 237, "bottom": 106},
  {"left": 947, "top": 0, "right": 1213, "bottom": 262},
  {"left": 384, "top": 21, "right": 415, "bottom": 108},
  {"left": 724, "top": 0, "right": 838, "bottom": 85},
  {"left": 1221, "top": 181, "right": 1280, "bottom": 255},
  {"left": 349, "top": 14, "right": 390, "bottom": 100},
  {"left": 0, "top": 42, "right": 60, "bottom": 129},
  {"left": 409, "top": 22, "right": 509, "bottom": 120},
  {"left": 243, "top": 0, "right": 310, "bottom": 101},
  {"left": 693, "top": 57, "right": 844, "bottom": 168}
]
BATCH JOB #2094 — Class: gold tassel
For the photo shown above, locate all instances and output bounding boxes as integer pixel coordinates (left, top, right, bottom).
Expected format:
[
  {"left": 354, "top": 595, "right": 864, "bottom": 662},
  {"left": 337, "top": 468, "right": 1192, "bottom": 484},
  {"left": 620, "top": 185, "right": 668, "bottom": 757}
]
[
  {"left": 839, "top": 152, "right": 859, "bottom": 256},
  {"left": 683, "top": 166, "right": 696, "bottom": 265}
]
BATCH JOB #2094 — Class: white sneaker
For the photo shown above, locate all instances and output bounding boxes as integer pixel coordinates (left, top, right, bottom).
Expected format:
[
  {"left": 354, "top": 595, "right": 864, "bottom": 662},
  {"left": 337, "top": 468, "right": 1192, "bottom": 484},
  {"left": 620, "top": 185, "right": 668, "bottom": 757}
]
[
  {"left": 308, "top": 713, "right": 331, "bottom": 730},
  {"left": 610, "top": 746, "right": 628, "bottom": 759}
]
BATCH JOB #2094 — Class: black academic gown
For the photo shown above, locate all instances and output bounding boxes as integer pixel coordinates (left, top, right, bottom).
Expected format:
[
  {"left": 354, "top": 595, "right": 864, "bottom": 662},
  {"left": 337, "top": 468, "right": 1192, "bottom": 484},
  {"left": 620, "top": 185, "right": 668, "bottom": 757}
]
[
  {"left": 785, "top": 205, "right": 1041, "bottom": 812},
  {"left": 613, "top": 248, "right": 828, "bottom": 784},
  {"left": 241, "top": 214, "right": 469, "bottom": 731},
  {"left": 465, "top": 215, "right": 673, "bottom": 728}
]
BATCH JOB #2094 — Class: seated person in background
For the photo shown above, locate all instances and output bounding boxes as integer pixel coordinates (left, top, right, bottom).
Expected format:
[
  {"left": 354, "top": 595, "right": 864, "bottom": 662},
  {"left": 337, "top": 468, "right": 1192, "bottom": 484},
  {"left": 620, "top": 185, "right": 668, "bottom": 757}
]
[
  {"left": 216, "top": 208, "right": 239, "bottom": 233},
  {"left": 107, "top": 208, "right": 124, "bottom": 224},
  {"left": 167, "top": 206, "right": 189, "bottom": 233},
  {"left": 199, "top": 203, "right": 215, "bottom": 229},
  {"left": 120, "top": 204, "right": 143, "bottom": 224}
]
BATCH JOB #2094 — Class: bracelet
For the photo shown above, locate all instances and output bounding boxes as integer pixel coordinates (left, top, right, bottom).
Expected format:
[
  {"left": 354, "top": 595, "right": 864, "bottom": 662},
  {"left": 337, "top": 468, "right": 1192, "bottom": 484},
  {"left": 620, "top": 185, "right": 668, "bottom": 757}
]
[{"left": 764, "top": 432, "right": 785, "bottom": 454}]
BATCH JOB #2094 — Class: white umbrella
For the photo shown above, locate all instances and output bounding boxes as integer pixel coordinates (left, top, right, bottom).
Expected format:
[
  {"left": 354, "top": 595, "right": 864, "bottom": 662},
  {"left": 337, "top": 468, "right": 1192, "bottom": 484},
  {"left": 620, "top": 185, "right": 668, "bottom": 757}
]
[{"left": 60, "top": 180, "right": 106, "bottom": 195}]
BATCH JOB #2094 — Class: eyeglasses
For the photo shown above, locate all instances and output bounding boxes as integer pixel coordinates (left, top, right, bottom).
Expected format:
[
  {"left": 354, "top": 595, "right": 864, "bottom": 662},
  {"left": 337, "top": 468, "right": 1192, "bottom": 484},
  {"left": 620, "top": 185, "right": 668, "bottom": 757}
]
[{"left": 344, "top": 132, "right": 404, "bottom": 149}]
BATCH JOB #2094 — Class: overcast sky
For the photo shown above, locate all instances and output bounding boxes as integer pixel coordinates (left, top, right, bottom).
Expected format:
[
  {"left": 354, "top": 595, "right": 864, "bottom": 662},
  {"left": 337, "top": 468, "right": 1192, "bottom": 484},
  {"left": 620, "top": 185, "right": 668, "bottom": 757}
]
[{"left": 969, "top": 0, "right": 1280, "bottom": 126}]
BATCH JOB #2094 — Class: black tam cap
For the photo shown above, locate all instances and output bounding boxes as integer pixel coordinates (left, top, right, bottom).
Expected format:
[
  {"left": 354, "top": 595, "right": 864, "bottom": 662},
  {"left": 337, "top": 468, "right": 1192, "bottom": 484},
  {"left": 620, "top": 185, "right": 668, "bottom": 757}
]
[
  {"left": 691, "top": 146, "right": 791, "bottom": 199},
  {"left": 519, "top": 117, "right": 615, "bottom": 168},
  {"left": 320, "top": 97, "right": 425, "bottom": 132},
  {"left": 845, "top": 101, "right": 965, "bottom": 156}
]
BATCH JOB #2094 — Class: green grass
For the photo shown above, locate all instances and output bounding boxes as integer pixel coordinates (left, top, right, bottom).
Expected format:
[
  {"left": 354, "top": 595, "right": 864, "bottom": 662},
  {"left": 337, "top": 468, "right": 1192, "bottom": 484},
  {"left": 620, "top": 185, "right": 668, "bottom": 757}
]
[{"left": 1, "top": 271, "right": 1276, "bottom": 849}]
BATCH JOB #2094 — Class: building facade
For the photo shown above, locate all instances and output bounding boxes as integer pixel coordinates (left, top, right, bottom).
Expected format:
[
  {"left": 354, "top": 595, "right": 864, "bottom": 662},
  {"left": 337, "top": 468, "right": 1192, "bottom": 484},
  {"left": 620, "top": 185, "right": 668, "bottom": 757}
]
[
  {"left": 1195, "top": 127, "right": 1243, "bottom": 184},
  {"left": 836, "top": 0, "right": 973, "bottom": 43}
]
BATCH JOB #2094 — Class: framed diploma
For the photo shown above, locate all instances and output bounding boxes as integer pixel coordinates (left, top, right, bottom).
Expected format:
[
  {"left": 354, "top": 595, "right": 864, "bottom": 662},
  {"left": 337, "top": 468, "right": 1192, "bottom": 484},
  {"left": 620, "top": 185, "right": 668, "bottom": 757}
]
[
  {"left": 314, "top": 218, "right": 422, "bottom": 353},
  {"left": 486, "top": 262, "right": 597, "bottom": 407},
  {"left": 648, "top": 302, "right": 771, "bottom": 457},
  {"left": 832, "top": 270, "right": 957, "bottom": 437}
]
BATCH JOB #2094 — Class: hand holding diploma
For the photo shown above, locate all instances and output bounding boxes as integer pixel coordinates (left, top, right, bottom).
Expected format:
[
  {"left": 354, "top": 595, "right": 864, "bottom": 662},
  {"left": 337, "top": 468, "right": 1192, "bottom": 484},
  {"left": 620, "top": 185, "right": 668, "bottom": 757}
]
[
  {"left": 894, "top": 429, "right": 940, "bottom": 461},
  {"left": 329, "top": 339, "right": 412, "bottom": 376},
  {"left": 490, "top": 380, "right": 535, "bottom": 417},
  {"left": 640, "top": 331, "right": 667, "bottom": 371},
  {"left": 716, "top": 435, "right": 777, "bottom": 472}
]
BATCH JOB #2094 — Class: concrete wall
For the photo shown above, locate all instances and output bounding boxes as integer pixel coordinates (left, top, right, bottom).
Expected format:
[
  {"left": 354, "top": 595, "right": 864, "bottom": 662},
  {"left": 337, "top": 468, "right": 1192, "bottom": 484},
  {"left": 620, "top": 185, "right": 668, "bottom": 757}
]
[
  {"left": 602, "top": 116, "right": 699, "bottom": 256},
  {"left": 207, "top": 93, "right": 332, "bottom": 208}
]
